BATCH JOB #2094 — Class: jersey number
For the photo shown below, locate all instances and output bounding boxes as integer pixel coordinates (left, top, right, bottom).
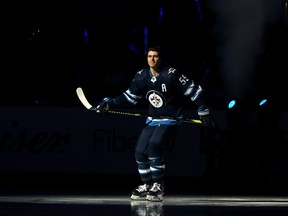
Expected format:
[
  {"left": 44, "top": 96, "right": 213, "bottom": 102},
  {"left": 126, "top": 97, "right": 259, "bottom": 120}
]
[{"left": 179, "top": 75, "right": 189, "bottom": 85}]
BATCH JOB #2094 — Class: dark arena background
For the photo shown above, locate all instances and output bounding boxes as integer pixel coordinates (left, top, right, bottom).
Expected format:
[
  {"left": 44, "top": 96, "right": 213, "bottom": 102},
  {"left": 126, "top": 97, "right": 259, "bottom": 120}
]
[{"left": 1, "top": 1, "right": 288, "bottom": 216}]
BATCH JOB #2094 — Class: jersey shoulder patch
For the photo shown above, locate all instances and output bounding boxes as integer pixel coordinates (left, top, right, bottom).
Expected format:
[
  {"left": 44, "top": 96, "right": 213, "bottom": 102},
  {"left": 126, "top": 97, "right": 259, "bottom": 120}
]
[{"left": 134, "top": 68, "right": 149, "bottom": 80}]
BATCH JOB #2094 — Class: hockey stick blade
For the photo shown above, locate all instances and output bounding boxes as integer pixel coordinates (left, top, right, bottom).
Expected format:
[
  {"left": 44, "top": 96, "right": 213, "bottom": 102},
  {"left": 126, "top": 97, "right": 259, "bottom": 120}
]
[
  {"left": 76, "top": 87, "right": 201, "bottom": 124},
  {"left": 76, "top": 87, "right": 94, "bottom": 110}
]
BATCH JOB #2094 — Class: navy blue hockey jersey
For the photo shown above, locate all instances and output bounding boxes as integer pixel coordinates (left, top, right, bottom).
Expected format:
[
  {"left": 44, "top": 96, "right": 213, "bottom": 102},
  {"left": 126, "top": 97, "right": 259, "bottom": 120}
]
[{"left": 112, "top": 66, "right": 205, "bottom": 126}]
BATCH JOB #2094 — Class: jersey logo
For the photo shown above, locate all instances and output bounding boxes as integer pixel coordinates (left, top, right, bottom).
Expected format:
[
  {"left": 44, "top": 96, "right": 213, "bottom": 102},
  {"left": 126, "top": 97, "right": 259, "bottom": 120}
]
[
  {"left": 137, "top": 69, "right": 144, "bottom": 75},
  {"left": 151, "top": 76, "right": 157, "bottom": 83},
  {"left": 168, "top": 67, "right": 176, "bottom": 74},
  {"left": 146, "top": 91, "right": 165, "bottom": 108}
]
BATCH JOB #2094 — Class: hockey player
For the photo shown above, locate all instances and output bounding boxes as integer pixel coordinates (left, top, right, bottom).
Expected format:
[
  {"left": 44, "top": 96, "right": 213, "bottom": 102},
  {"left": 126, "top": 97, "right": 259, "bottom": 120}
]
[{"left": 95, "top": 45, "right": 215, "bottom": 201}]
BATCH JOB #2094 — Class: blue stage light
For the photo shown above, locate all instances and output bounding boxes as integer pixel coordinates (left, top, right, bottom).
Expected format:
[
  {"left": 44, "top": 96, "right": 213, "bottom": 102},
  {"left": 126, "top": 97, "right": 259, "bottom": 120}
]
[
  {"left": 228, "top": 100, "right": 236, "bottom": 109},
  {"left": 259, "top": 99, "right": 267, "bottom": 106}
]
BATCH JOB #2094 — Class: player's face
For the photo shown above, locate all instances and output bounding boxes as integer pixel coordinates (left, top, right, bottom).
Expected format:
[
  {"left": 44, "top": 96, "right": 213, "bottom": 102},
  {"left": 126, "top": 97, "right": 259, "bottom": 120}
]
[{"left": 147, "top": 51, "right": 161, "bottom": 69}]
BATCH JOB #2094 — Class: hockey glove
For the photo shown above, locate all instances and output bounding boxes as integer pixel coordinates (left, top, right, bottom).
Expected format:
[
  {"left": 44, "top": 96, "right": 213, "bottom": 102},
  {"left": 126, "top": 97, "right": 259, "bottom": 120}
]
[
  {"left": 96, "top": 97, "right": 112, "bottom": 114},
  {"left": 198, "top": 107, "right": 216, "bottom": 128}
]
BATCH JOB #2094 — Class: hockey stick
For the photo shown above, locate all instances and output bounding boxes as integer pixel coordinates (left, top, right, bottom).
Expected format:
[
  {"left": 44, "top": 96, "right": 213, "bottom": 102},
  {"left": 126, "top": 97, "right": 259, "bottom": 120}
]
[{"left": 76, "top": 87, "right": 201, "bottom": 124}]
